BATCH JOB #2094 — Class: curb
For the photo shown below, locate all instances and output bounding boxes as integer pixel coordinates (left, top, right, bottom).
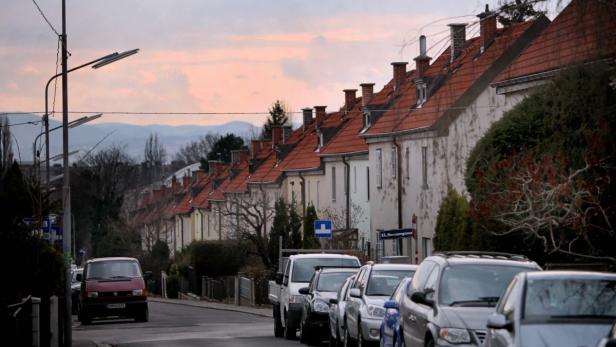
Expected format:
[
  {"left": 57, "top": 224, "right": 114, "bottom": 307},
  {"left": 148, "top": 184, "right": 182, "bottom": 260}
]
[{"left": 148, "top": 297, "right": 272, "bottom": 318}]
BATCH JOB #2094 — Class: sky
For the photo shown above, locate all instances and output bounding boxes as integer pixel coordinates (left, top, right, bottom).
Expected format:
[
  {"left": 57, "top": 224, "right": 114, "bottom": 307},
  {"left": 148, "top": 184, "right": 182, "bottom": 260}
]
[{"left": 1, "top": 0, "right": 568, "bottom": 127}]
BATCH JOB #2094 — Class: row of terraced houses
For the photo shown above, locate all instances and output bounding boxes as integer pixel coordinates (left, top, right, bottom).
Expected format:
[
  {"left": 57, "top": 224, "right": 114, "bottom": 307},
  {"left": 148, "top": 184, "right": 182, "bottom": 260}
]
[{"left": 129, "top": 0, "right": 616, "bottom": 262}]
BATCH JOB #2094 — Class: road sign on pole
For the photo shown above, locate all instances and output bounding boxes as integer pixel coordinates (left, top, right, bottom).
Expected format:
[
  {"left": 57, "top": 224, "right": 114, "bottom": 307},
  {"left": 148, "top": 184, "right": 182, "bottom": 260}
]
[{"left": 314, "top": 220, "right": 333, "bottom": 239}]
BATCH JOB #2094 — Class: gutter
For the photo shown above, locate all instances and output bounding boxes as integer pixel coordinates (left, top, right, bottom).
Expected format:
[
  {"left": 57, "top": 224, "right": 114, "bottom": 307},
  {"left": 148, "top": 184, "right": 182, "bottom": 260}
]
[
  {"left": 342, "top": 156, "right": 351, "bottom": 230},
  {"left": 298, "top": 171, "right": 306, "bottom": 216}
]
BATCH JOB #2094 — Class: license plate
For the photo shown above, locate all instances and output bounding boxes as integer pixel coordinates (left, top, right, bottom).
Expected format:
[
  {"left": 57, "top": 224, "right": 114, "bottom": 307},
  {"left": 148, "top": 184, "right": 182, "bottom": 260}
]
[{"left": 107, "top": 303, "right": 125, "bottom": 309}]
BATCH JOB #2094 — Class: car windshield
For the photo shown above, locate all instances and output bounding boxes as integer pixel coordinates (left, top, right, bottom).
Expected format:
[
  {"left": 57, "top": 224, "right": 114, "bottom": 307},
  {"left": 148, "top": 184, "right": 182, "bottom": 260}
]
[
  {"left": 86, "top": 260, "right": 142, "bottom": 279},
  {"left": 440, "top": 265, "right": 530, "bottom": 307},
  {"left": 524, "top": 278, "right": 616, "bottom": 319},
  {"left": 366, "top": 270, "right": 414, "bottom": 296},
  {"left": 317, "top": 272, "right": 355, "bottom": 292},
  {"left": 292, "top": 258, "right": 359, "bottom": 282}
]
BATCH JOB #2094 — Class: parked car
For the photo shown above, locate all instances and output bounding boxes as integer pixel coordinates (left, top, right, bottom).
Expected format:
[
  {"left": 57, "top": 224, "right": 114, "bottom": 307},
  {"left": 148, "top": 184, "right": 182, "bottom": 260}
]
[
  {"left": 269, "top": 253, "right": 361, "bottom": 339},
  {"left": 400, "top": 251, "right": 540, "bottom": 347},
  {"left": 345, "top": 263, "right": 417, "bottom": 346},
  {"left": 71, "top": 267, "right": 83, "bottom": 314},
  {"left": 329, "top": 275, "right": 356, "bottom": 347},
  {"left": 380, "top": 277, "right": 413, "bottom": 347},
  {"left": 79, "top": 257, "right": 150, "bottom": 324},
  {"left": 299, "top": 267, "right": 358, "bottom": 345},
  {"left": 485, "top": 271, "right": 616, "bottom": 347}
]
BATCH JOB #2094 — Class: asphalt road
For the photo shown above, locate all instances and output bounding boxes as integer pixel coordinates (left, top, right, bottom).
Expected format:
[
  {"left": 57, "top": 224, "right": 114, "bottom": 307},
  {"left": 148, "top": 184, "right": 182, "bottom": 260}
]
[{"left": 73, "top": 301, "right": 318, "bottom": 347}]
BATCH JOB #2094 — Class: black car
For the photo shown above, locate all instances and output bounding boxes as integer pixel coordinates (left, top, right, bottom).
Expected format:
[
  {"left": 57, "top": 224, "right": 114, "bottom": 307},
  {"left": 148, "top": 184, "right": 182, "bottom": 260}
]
[{"left": 298, "top": 267, "right": 358, "bottom": 345}]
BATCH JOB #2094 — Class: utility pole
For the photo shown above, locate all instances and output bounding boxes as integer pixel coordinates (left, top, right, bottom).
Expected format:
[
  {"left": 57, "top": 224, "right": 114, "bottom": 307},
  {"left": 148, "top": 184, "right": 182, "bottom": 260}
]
[{"left": 61, "top": 0, "right": 72, "bottom": 345}]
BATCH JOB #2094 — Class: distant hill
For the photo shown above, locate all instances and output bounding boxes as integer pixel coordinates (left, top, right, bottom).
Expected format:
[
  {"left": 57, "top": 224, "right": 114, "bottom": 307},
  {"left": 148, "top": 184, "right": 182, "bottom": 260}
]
[{"left": 5, "top": 113, "right": 259, "bottom": 162}]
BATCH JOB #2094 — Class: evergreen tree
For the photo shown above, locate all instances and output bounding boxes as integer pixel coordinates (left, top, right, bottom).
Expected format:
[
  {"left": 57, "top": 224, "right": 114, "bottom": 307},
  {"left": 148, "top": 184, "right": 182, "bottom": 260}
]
[
  {"left": 268, "top": 199, "right": 289, "bottom": 269},
  {"left": 289, "top": 206, "right": 302, "bottom": 249},
  {"left": 434, "top": 188, "right": 475, "bottom": 251},
  {"left": 202, "top": 133, "right": 246, "bottom": 170},
  {"left": 262, "top": 100, "right": 289, "bottom": 139},
  {"left": 302, "top": 204, "right": 320, "bottom": 249},
  {"left": 497, "top": 0, "right": 546, "bottom": 27}
]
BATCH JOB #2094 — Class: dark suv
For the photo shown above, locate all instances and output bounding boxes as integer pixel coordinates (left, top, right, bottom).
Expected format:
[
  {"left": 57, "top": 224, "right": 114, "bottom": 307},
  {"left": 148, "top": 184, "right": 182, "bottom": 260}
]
[
  {"left": 399, "top": 252, "right": 540, "bottom": 347},
  {"left": 79, "top": 257, "right": 149, "bottom": 324}
]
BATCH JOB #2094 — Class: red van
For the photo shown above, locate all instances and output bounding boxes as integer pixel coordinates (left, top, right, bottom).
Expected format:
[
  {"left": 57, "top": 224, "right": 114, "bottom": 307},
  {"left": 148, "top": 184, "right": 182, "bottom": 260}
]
[{"left": 79, "top": 257, "right": 149, "bottom": 324}]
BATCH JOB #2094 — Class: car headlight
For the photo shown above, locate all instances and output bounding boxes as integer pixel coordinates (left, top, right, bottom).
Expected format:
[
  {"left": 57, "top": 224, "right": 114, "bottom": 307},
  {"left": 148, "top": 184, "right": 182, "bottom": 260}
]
[
  {"left": 132, "top": 289, "right": 143, "bottom": 296},
  {"left": 313, "top": 300, "right": 329, "bottom": 313},
  {"left": 439, "top": 328, "right": 471, "bottom": 344},
  {"left": 366, "top": 304, "right": 386, "bottom": 318},
  {"left": 87, "top": 291, "right": 98, "bottom": 298},
  {"left": 290, "top": 295, "right": 305, "bottom": 304}
]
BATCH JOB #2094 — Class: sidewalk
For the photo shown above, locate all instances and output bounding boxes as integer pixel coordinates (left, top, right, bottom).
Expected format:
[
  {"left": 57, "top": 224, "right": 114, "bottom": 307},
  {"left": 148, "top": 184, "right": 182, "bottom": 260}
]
[{"left": 149, "top": 296, "right": 273, "bottom": 318}]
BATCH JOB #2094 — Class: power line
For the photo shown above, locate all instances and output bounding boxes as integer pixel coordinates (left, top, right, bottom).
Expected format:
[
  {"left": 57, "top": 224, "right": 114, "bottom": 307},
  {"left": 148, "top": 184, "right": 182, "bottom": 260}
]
[{"left": 30, "top": 0, "right": 59, "bottom": 36}]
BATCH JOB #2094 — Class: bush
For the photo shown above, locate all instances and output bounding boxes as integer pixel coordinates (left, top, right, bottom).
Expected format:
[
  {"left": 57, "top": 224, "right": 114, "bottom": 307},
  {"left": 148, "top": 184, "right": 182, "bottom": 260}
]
[
  {"left": 190, "top": 241, "right": 247, "bottom": 279},
  {"left": 434, "top": 188, "right": 476, "bottom": 251}
]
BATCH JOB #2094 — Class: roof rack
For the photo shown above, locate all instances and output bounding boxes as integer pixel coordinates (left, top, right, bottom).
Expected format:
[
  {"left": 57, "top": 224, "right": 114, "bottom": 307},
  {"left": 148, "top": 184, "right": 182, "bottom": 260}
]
[{"left": 433, "top": 251, "right": 529, "bottom": 261}]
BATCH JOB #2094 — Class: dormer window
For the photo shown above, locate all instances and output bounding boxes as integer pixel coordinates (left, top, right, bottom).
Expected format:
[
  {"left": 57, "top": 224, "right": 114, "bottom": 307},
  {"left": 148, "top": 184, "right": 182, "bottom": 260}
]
[
  {"left": 316, "top": 131, "right": 324, "bottom": 151},
  {"left": 363, "top": 111, "right": 371, "bottom": 128},
  {"left": 416, "top": 80, "right": 427, "bottom": 107}
]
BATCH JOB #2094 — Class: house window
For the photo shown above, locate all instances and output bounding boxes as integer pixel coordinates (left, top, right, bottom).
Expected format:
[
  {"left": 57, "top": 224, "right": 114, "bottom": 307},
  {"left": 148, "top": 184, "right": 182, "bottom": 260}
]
[
  {"left": 318, "top": 132, "right": 324, "bottom": 149},
  {"left": 316, "top": 180, "right": 320, "bottom": 208},
  {"left": 416, "top": 81, "right": 427, "bottom": 107},
  {"left": 353, "top": 166, "right": 357, "bottom": 194},
  {"left": 366, "top": 167, "right": 370, "bottom": 201},
  {"left": 376, "top": 149, "right": 382, "bottom": 188},
  {"left": 307, "top": 180, "right": 311, "bottom": 205},
  {"left": 391, "top": 146, "right": 397, "bottom": 178},
  {"left": 421, "top": 146, "right": 428, "bottom": 189},
  {"left": 291, "top": 181, "right": 296, "bottom": 203},
  {"left": 343, "top": 165, "right": 348, "bottom": 196},
  {"left": 331, "top": 167, "right": 336, "bottom": 202},
  {"left": 405, "top": 146, "right": 410, "bottom": 179},
  {"left": 422, "top": 237, "right": 432, "bottom": 259},
  {"left": 363, "top": 112, "right": 371, "bottom": 128}
]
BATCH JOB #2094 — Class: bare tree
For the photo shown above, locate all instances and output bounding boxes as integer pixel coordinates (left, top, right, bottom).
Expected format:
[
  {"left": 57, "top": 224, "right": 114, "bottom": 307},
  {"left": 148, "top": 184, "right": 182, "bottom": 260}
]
[
  {"left": 486, "top": 154, "right": 615, "bottom": 263},
  {"left": 222, "top": 192, "right": 275, "bottom": 267},
  {"left": 318, "top": 203, "right": 366, "bottom": 231},
  {"left": 143, "top": 133, "right": 167, "bottom": 184},
  {"left": 174, "top": 133, "right": 218, "bottom": 164}
]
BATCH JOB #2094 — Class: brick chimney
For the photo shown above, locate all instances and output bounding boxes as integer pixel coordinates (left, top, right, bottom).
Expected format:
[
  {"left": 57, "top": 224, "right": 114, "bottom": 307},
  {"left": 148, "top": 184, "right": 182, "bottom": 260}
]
[
  {"left": 208, "top": 160, "right": 222, "bottom": 176},
  {"left": 251, "top": 139, "right": 263, "bottom": 158},
  {"left": 302, "top": 108, "right": 313, "bottom": 131},
  {"left": 414, "top": 35, "right": 432, "bottom": 78},
  {"left": 282, "top": 125, "right": 293, "bottom": 143},
  {"left": 195, "top": 170, "right": 207, "bottom": 182},
  {"left": 391, "top": 62, "right": 408, "bottom": 90},
  {"left": 344, "top": 89, "right": 357, "bottom": 111},
  {"left": 449, "top": 23, "right": 467, "bottom": 62},
  {"left": 171, "top": 176, "right": 180, "bottom": 192},
  {"left": 182, "top": 175, "right": 191, "bottom": 188},
  {"left": 238, "top": 149, "right": 250, "bottom": 163},
  {"left": 271, "top": 126, "right": 283, "bottom": 148},
  {"left": 231, "top": 150, "right": 241, "bottom": 164},
  {"left": 314, "top": 106, "right": 327, "bottom": 128},
  {"left": 478, "top": 4, "right": 497, "bottom": 53},
  {"left": 360, "top": 83, "right": 375, "bottom": 107}
]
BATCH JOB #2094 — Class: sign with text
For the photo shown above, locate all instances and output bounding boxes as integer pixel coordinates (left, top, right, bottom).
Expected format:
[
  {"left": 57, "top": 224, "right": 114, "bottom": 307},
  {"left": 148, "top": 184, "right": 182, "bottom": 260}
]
[
  {"left": 377, "top": 228, "right": 415, "bottom": 240},
  {"left": 314, "top": 220, "right": 333, "bottom": 239}
]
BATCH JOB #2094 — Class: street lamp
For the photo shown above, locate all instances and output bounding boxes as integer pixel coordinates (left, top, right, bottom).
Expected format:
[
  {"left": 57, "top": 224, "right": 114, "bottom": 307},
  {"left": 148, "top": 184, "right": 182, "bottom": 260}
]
[{"left": 42, "top": 50, "right": 138, "bottom": 193}]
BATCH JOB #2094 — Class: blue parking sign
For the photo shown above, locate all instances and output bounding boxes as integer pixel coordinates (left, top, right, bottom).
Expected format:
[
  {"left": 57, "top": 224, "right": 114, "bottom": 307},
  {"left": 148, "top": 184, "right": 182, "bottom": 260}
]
[{"left": 314, "top": 220, "right": 332, "bottom": 239}]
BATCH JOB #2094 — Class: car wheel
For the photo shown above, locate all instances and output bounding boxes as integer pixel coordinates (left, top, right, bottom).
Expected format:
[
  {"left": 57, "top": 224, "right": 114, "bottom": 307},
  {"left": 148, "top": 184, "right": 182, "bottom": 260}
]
[
  {"left": 425, "top": 336, "right": 434, "bottom": 347},
  {"left": 135, "top": 305, "right": 149, "bottom": 322},
  {"left": 344, "top": 324, "right": 356, "bottom": 347},
  {"left": 274, "top": 305, "right": 284, "bottom": 337},
  {"left": 284, "top": 310, "right": 296, "bottom": 340},
  {"left": 300, "top": 315, "right": 308, "bottom": 344}
]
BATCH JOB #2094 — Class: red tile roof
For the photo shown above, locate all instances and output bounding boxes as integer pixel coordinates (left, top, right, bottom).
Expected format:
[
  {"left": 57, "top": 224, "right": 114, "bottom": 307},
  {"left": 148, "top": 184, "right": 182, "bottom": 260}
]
[
  {"left": 247, "top": 127, "right": 304, "bottom": 184},
  {"left": 497, "top": 0, "right": 616, "bottom": 83}
]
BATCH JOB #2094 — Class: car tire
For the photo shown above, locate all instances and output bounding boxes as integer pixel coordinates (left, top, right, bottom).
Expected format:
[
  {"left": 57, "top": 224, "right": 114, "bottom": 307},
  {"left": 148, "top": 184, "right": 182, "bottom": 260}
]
[
  {"left": 425, "top": 336, "right": 434, "bottom": 347},
  {"left": 284, "top": 310, "right": 296, "bottom": 340},
  {"left": 344, "top": 324, "right": 356, "bottom": 347},
  {"left": 357, "top": 322, "right": 366, "bottom": 347},
  {"left": 274, "top": 305, "right": 284, "bottom": 337},
  {"left": 300, "top": 314, "right": 308, "bottom": 344},
  {"left": 135, "top": 305, "right": 149, "bottom": 322},
  {"left": 79, "top": 311, "right": 91, "bottom": 325}
]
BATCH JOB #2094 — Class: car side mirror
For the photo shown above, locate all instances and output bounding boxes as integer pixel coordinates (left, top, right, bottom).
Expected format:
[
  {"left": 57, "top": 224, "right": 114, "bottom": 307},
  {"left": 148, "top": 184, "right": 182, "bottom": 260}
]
[
  {"left": 298, "top": 287, "right": 310, "bottom": 295},
  {"left": 329, "top": 298, "right": 339, "bottom": 305},
  {"left": 349, "top": 288, "right": 361, "bottom": 298},
  {"left": 275, "top": 273, "right": 283, "bottom": 285},
  {"left": 487, "top": 313, "right": 512, "bottom": 330},
  {"left": 75, "top": 273, "right": 82, "bottom": 282},
  {"left": 410, "top": 291, "right": 435, "bottom": 308}
]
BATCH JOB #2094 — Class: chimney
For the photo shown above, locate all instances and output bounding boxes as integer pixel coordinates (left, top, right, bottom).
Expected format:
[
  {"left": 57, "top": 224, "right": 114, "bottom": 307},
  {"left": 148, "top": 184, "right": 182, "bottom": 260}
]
[
  {"left": 182, "top": 175, "right": 191, "bottom": 188},
  {"left": 302, "top": 108, "right": 313, "bottom": 131},
  {"left": 282, "top": 125, "right": 293, "bottom": 143},
  {"left": 208, "top": 160, "right": 221, "bottom": 176},
  {"left": 449, "top": 23, "right": 467, "bottom": 62},
  {"left": 231, "top": 150, "right": 241, "bottom": 164},
  {"left": 238, "top": 149, "right": 250, "bottom": 163},
  {"left": 195, "top": 170, "right": 207, "bottom": 182},
  {"left": 360, "top": 83, "right": 375, "bottom": 107},
  {"left": 271, "top": 126, "right": 283, "bottom": 148},
  {"left": 478, "top": 4, "right": 497, "bottom": 53},
  {"left": 171, "top": 176, "right": 180, "bottom": 192},
  {"left": 343, "top": 89, "right": 357, "bottom": 111},
  {"left": 314, "top": 106, "right": 327, "bottom": 128},
  {"left": 391, "top": 62, "right": 408, "bottom": 90},
  {"left": 414, "top": 35, "right": 432, "bottom": 78},
  {"left": 251, "top": 140, "right": 263, "bottom": 158}
]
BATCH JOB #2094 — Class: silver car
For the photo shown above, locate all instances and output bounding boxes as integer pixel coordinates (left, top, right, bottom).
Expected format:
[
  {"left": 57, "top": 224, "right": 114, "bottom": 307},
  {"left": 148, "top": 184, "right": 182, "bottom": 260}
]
[
  {"left": 329, "top": 275, "right": 356, "bottom": 347},
  {"left": 400, "top": 252, "right": 540, "bottom": 347},
  {"left": 485, "top": 271, "right": 616, "bottom": 347},
  {"left": 345, "top": 263, "right": 417, "bottom": 346}
]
